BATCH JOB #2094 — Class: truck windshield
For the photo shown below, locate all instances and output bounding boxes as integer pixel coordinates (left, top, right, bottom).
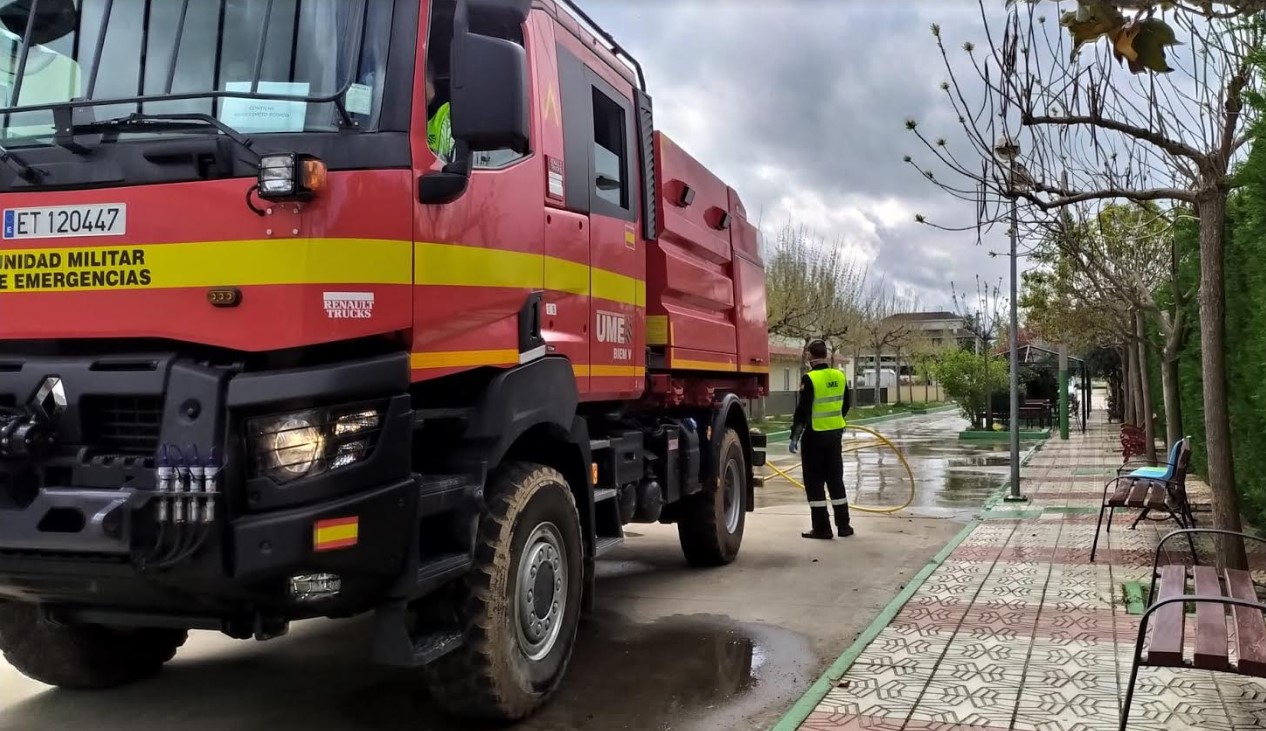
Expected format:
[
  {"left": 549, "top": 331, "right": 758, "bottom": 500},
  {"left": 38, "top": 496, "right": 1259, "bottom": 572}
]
[{"left": 0, "top": 0, "right": 393, "bottom": 147}]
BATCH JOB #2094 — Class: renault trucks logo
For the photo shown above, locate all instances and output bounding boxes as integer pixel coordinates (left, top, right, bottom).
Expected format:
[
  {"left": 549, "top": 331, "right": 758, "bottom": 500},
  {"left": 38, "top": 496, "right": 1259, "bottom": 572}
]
[
  {"left": 323, "top": 292, "right": 374, "bottom": 320},
  {"left": 31, "top": 376, "right": 66, "bottom": 419}
]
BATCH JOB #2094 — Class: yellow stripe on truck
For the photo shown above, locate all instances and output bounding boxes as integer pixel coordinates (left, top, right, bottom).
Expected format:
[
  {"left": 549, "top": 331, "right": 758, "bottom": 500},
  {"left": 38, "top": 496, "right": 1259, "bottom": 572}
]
[
  {"left": 0, "top": 238, "right": 412, "bottom": 292},
  {"left": 414, "top": 241, "right": 643, "bottom": 308},
  {"left": 0, "top": 238, "right": 646, "bottom": 307}
]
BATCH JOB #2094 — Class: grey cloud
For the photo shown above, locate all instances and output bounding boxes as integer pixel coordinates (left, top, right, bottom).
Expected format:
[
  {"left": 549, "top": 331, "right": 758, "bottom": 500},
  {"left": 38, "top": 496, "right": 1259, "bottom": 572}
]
[{"left": 582, "top": 0, "right": 1014, "bottom": 309}]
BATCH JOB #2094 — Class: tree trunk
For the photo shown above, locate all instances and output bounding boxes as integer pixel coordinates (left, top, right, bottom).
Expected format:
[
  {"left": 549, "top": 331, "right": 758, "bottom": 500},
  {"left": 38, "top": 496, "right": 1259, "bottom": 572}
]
[
  {"left": 1129, "top": 342, "right": 1139, "bottom": 420},
  {"left": 895, "top": 350, "right": 904, "bottom": 404},
  {"left": 873, "top": 351, "right": 881, "bottom": 407},
  {"left": 1161, "top": 354, "right": 1183, "bottom": 448},
  {"left": 1136, "top": 313, "right": 1157, "bottom": 463},
  {"left": 1197, "top": 189, "right": 1246, "bottom": 569}
]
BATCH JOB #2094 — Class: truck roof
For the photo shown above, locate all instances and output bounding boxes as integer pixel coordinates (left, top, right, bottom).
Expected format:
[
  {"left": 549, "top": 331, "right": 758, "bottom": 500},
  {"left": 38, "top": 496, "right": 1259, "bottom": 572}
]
[{"left": 535, "top": 0, "right": 644, "bottom": 92}]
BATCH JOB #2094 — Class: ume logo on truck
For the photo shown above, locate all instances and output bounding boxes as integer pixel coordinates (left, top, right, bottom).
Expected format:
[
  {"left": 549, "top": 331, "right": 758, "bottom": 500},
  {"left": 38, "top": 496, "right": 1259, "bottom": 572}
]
[{"left": 596, "top": 309, "right": 632, "bottom": 361}]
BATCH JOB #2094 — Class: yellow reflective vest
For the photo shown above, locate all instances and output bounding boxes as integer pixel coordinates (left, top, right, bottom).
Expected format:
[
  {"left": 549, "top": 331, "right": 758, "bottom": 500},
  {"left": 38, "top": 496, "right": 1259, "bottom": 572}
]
[{"left": 806, "top": 367, "right": 847, "bottom": 432}]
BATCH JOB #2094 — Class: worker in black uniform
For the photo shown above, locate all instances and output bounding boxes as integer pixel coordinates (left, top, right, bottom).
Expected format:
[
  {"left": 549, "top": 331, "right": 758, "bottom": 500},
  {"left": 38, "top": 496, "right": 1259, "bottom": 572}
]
[{"left": 789, "top": 339, "right": 853, "bottom": 539}]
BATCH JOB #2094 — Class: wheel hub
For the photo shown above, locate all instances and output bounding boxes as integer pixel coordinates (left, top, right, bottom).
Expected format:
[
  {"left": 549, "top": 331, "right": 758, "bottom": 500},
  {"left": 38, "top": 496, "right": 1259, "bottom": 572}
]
[
  {"left": 723, "top": 457, "right": 742, "bottom": 534},
  {"left": 516, "top": 522, "right": 567, "bottom": 661}
]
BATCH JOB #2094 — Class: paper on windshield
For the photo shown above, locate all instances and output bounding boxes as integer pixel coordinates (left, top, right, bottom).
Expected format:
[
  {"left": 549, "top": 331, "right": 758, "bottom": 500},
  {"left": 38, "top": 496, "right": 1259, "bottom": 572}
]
[{"left": 218, "top": 81, "right": 310, "bottom": 133}]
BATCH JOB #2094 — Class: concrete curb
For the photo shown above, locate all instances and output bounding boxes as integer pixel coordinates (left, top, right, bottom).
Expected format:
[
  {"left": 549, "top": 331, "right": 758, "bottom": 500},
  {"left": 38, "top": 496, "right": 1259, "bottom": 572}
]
[
  {"left": 768, "top": 437, "right": 1046, "bottom": 731},
  {"left": 760, "top": 404, "right": 959, "bottom": 443}
]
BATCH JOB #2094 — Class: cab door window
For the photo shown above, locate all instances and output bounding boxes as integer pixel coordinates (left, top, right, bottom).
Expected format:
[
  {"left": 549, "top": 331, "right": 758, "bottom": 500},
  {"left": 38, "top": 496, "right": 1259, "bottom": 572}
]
[{"left": 425, "top": 0, "right": 528, "bottom": 169}]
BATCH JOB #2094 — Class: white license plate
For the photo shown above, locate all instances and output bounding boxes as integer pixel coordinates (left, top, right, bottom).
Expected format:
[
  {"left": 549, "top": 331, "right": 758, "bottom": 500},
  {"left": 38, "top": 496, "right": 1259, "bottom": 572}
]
[{"left": 3, "top": 204, "right": 127, "bottom": 240}]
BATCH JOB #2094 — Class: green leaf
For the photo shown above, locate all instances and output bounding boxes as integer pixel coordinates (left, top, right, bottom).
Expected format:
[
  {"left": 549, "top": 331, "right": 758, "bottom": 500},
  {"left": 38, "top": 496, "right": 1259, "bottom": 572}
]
[
  {"left": 1128, "top": 18, "right": 1180, "bottom": 73},
  {"left": 1059, "top": 1, "right": 1126, "bottom": 57}
]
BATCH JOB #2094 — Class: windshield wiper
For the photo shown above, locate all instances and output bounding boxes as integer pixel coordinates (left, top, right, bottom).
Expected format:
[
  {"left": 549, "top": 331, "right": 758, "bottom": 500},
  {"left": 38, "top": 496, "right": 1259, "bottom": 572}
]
[
  {"left": 0, "top": 144, "right": 41, "bottom": 182},
  {"left": 59, "top": 112, "right": 261, "bottom": 164}
]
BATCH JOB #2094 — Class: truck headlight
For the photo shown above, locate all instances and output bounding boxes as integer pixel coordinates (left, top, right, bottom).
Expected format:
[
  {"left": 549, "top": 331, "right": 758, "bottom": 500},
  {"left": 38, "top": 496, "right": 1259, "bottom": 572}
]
[
  {"left": 257, "top": 153, "right": 327, "bottom": 202},
  {"left": 247, "top": 405, "right": 383, "bottom": 483}
]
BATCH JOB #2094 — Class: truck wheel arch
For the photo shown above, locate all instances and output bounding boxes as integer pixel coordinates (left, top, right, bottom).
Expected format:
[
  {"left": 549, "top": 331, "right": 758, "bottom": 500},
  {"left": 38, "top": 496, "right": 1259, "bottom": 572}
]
[{"left": 708, "top": 393, "right": 754, "bottom": 512}]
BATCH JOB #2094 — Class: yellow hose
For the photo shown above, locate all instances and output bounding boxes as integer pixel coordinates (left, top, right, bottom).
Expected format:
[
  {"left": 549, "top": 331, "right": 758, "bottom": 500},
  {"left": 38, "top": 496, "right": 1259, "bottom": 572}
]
[{"left": 762, "top": 424, "right": 916, "bottom": 514}]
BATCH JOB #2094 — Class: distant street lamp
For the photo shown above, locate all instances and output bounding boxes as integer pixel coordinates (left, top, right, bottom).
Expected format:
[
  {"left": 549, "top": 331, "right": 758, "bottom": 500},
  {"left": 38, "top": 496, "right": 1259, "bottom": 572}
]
[{"left": 995, "top": 136, "right": 1026, "bottom": 503}]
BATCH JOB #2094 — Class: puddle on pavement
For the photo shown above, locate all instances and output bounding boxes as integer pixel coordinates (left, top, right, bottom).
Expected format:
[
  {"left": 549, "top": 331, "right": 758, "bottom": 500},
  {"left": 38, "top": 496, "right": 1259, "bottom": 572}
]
[
  {"left": 356, "top": 612, "right": 809, "bottom": 731},
  {"left": 2, "top": 610, "right": 809, "bottom": 731},
  {"left": 758, "top": 411, "right": 1018, "bottom": 518}
]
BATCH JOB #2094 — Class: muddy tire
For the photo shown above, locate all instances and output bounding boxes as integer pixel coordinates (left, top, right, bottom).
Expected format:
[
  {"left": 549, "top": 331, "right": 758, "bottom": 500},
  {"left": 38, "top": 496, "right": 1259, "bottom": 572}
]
[
  {"left": 424, "top": 462, "right": 584, "bottom": 721},
  {"left": 0, "top": 601, "right": 186, "bottom": 689},
  {"left": 677, "top": 428, "right": 747, "bottom": 567}
]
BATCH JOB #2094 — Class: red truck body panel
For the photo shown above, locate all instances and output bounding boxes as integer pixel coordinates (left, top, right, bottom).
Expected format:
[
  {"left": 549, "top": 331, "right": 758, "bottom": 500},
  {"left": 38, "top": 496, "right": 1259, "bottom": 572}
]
[
  {"left": 648, "top": 133, "right": 768, "bottom": 380},
  {"left": 0, "top": 1, "right": 767, "bottom": 404}
]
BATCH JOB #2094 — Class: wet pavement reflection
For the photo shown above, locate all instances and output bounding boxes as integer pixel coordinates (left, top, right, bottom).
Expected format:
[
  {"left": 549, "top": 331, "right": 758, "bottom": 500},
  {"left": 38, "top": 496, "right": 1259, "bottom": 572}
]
[{"left": 758, "top": 411, "right": 1024, "bottom": 518}]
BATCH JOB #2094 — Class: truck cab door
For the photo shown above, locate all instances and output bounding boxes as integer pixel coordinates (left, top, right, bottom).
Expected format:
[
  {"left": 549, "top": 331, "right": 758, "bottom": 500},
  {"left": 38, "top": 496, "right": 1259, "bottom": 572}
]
[
  {"left": 411, "top": 3, "right": 546, "bottom": 378},
  {"left": 555, "top": 48, "right": 644, "bottom": 399}
]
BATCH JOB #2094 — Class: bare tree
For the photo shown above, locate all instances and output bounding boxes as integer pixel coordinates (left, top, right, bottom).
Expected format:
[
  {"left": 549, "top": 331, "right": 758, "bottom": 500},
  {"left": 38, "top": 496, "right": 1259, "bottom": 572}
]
[
  {"left": 908, "top": 1, "right": 1260, "bottom": 567},
  {"left": 854, "top": 282, "right": 917, "bottom": 407},
  {"left": 765, "top": 223, "right": 868, "bottom": 351},
  {"left": 952, "top": 277, "right": 1009, "bottom": 428}
]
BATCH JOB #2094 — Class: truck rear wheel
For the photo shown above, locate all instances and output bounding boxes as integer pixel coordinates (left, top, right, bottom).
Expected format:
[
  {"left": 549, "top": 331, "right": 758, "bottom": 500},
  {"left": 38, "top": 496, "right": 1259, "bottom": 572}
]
[
  {"left": 0, "top": 601, "right": 186, "bottom": 689},
  {"left": 424, "top": 462, "right": 584, "bottom": 721},
  {"left": 678, "top": 427, "right": 746, "bottom": 567}
]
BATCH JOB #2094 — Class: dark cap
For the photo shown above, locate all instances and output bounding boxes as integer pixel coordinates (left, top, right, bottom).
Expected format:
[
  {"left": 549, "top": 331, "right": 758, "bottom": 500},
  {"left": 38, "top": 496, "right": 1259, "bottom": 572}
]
[{"left": 806, "top": 339, "right": 828, "bottom": 360}]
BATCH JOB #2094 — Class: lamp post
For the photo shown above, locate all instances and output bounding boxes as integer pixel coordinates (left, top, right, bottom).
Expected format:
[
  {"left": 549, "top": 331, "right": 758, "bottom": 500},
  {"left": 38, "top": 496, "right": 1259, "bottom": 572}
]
[{"left": 995, "top": 136, "right": 1026, "bottom": 503}]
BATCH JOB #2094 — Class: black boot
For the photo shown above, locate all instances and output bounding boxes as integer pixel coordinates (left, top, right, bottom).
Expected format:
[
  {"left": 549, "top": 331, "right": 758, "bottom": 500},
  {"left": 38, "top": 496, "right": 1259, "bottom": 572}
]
[
  {"left": 802, "top": 507, "right": 834, "bottom": 539},
  {"left": 834, "top": 504, "right": 854, "bottom": 537}
]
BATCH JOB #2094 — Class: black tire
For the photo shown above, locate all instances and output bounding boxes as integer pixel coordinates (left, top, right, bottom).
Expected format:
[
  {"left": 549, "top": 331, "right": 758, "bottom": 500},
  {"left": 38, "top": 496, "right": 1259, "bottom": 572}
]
[
  {"left": 677, "top": 427, "right": 747, "bottom": 567},
  {"left": 424, "top": 462, "right": 584, "bottom": 722},
  {"left": 0, "top": 601, "right": 187, "bottom": 689}
]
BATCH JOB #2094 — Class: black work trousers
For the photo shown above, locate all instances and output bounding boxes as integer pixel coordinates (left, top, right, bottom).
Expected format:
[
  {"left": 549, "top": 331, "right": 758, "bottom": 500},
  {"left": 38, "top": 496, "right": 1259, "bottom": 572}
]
[{"left": 802, "top": 428, "right": 850, "bottom": 532}]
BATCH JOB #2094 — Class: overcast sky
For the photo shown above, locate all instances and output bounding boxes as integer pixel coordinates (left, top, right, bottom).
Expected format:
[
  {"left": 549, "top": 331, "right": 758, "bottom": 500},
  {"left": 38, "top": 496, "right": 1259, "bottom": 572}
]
[{"left": 583, "top": 0, "right": 1013, "bottom": 312}]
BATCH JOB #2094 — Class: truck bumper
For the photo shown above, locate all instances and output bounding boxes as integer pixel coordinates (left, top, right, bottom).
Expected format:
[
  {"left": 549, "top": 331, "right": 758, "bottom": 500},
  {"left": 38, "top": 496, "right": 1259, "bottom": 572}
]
[{"left": 0, "top": 350, "right": 427, "bottom": 623}]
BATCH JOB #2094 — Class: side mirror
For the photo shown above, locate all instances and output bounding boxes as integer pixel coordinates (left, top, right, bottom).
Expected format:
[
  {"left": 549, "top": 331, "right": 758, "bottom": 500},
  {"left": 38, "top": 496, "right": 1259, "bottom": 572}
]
[
  {"left": 449, "top": 3, "right": 530, "bottom": 154},
  {"left": 1, "top": 0, "right": 78, "bottom": 45}
]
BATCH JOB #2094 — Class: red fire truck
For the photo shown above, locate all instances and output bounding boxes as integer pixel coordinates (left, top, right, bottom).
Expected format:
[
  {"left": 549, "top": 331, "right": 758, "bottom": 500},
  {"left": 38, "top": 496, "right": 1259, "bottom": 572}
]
[{"left": 0, "top": 0, "right": 768, "bottom": 720}]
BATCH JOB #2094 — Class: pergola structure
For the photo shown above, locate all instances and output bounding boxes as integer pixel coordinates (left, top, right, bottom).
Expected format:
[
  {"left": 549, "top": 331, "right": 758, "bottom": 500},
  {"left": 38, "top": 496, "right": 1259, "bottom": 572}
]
[{"left": 1017, "top": 344, "right": 1092, "bottom": 435}]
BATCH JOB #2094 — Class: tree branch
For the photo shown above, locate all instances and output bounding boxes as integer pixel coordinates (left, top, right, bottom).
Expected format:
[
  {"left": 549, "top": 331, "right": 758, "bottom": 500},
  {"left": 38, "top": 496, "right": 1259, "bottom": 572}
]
[{"left": 1021, "top": 113, "right": 1205, "bottom": 162}]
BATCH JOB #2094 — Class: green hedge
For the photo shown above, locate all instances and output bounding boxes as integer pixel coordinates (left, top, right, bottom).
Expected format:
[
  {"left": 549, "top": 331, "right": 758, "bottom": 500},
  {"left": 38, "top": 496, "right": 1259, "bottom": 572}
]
[{"left": 1169, "top": 136, "right": 1266, "bottom": 526}]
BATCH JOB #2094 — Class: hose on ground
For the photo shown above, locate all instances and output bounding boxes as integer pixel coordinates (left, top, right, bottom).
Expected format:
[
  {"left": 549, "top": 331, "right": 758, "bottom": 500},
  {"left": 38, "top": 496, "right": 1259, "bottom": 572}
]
[{"left": 762, "top": 423, "right": 916, "bottom": 514}]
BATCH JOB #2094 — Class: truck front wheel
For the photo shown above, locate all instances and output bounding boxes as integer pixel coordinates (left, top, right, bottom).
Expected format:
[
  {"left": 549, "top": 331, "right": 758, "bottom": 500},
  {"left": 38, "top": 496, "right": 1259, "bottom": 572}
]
[
  {"left": 424, "top": 462, "right": 584, "bottom": 721},
  {"left": 0, "top": 601, "right": 186, "bottom": 689},
  {"left": 677, "top": 427, "right": 747, "bottom": 567}
]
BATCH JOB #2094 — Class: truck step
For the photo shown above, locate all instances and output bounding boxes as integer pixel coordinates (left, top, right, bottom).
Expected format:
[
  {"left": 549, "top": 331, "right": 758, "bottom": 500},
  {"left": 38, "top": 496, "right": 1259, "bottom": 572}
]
[
  {"left": 413, "top": 553, "right": 471, "bottom": 592},
  {"left": 370, "top": 602, "right": 464, "bottom": 668},
  {"left": 408, "top": 629, "right": 465, "bottom": 667},
  {"left": 593, "top": 488, "right": 618, "bottom": 502},
  {"left": 595, "top": 536, "right": 623, "bottom": 556}
]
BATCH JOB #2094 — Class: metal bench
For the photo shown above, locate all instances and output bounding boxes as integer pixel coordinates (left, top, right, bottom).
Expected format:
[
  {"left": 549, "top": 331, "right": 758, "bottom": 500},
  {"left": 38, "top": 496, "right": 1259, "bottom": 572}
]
[
  {"left": 1119, "top": 423, "right": 1148, "bottom": 467},
  {"left": 1122, "top": 528, "right": 1266, "bottom": 731},
  {"left": 1091, "top": 437, "right": 1195, "bottom": 563}
]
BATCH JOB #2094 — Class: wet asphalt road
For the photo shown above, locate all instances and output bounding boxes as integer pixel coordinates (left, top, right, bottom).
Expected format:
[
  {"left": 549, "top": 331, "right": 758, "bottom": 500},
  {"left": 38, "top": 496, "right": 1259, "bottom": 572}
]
[{"left": 0, "top": 411, "right": 1010, "bottom": 731}]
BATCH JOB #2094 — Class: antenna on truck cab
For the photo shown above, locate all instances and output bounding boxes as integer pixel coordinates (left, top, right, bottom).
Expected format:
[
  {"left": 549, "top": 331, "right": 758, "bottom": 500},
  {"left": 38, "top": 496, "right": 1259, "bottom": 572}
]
[{"left": 545, "top": 0, "right": 646, "bottom": 91}]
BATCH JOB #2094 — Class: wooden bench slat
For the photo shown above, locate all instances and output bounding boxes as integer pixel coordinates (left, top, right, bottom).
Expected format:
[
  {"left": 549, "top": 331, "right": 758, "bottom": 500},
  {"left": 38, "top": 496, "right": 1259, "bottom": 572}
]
[
  {"left": 1192, "top": 566, "right": 1230, "bottom": 671},
  {"left": 1108, "top": 481, "right": 1131, "bottom": 506},
  {"left": 1149, "top": 564, "right": 1186, "bottom": 667},
  {"left": 1225, "top": 569, "right": 1266, "bottom": 676},
  {"left": 1126, "top": 479, "right": 1150, "bottom": 509},
  {"left": 1144, "top": 482, "right": 1171, "bottom": 511}
]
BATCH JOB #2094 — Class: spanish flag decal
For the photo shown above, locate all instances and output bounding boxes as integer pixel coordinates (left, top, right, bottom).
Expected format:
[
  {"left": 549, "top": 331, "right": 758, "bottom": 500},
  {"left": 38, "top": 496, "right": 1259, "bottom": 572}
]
[{"left": 313, "top": 516, "right": 359, "bottom": 552}]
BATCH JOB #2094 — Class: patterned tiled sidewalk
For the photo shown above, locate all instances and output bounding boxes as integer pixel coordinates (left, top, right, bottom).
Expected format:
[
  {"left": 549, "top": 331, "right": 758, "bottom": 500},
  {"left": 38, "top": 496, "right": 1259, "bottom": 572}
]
[{"left": 796, "top": 414, "right": 1266, "bottom": 731}]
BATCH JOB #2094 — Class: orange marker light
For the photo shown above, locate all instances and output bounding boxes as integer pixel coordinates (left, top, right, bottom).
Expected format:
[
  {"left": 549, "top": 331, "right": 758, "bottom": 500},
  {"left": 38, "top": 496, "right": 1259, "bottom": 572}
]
[{"left": 301, "top": 158, "right": 328, "bottom": 193}]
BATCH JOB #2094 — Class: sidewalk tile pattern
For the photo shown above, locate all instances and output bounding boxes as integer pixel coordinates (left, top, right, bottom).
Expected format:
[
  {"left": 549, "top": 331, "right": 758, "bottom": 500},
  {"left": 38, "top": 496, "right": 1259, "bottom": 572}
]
[{"left": 797, "top": 414, "right": 1266, "bottom": 730}]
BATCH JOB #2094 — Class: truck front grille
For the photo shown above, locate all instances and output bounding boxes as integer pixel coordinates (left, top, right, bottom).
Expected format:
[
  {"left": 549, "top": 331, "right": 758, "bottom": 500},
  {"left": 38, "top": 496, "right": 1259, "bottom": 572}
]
[{"left": 81, "top": 396, "right": 163, "bottom": 456}]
